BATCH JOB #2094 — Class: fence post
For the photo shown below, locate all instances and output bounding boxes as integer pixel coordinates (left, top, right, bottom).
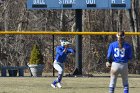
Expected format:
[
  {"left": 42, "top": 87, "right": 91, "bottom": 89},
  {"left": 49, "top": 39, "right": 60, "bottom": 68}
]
[{"left": 73, "top": 9, "right": 82, "bottom": 75}]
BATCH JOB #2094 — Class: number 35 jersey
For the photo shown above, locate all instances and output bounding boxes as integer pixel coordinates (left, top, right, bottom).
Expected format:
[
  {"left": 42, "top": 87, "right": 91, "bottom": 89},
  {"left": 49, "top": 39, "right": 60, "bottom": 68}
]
[{"left": 107, "top": 41, "right": 132, "bottom": 63}]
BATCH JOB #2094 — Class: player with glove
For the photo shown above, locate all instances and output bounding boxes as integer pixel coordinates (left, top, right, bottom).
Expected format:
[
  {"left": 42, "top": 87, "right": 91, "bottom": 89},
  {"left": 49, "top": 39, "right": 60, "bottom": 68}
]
[
  {"left": 51, "top": 38, "right": 75, "bottom": 88},
  {"left": 106, "top": 31, "right": 132, "bottom": 93}
]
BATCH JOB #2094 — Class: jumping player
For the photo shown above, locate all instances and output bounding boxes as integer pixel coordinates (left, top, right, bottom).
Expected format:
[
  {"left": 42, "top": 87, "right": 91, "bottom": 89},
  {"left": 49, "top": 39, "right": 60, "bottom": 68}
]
[
  {"left": 51, "top": 38, "right": 75, "bottom": 88},
  {"left": 106, "top": 31, "right": 132, "bottom": 93}
]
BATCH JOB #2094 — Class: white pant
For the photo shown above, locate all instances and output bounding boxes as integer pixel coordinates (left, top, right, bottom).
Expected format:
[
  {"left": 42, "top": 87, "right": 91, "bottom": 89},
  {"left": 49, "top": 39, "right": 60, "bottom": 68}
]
[
  {"left": 53, "top": 60, "right": 64, "bottom": 75},
  {"left": 109, "top": 62, "right": 128, "bottom": 88}
]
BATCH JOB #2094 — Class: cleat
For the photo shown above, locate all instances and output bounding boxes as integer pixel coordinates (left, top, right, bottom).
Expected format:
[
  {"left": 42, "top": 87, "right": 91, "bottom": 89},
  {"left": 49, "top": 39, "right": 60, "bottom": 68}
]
[
  {"left": 56, "top": 83, "right": 62, "bottom": 88},
  {"left": 51, "top": 84, "right": 56, "bottom": 88}
]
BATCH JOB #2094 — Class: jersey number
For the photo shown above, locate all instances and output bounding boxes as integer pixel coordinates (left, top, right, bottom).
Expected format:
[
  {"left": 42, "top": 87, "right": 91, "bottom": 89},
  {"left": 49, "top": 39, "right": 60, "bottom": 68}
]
[{"left": 114, "top": 48, "right": 125, "bottom": 57}]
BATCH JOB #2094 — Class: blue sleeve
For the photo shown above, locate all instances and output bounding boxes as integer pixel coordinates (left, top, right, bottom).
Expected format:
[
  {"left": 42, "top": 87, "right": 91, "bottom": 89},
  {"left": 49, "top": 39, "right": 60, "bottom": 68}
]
[
  {"left": 107, "top": 44, "right": 113, "bottom": 61},
  {"left": 56, "top": 47, "right": 65, "bottom": 56},
  {"left": 128, "top": 45, "right": 132, "bottom": 60},
  {"left": 67, "top": 48, "right": 75, "bottom": 54}
]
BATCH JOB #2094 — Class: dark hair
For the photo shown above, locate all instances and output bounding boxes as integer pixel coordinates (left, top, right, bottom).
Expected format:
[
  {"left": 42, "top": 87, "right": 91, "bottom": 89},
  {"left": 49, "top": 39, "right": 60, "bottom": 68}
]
[
  {"left": 119, "top": 31, "right": 125, "bottom": 37},
  {"left": 117, "top": 31, "right": 125, "bottom": 49},
  {"left": 117, "top": 31, "right": 125, "bottom": 38}
]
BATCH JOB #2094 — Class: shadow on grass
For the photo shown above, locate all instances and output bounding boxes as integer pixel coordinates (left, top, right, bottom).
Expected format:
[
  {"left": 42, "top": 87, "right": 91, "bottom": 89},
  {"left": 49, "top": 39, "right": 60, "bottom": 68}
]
[{"left": 62, "top": 86, "right": 140, "bottom": 89}]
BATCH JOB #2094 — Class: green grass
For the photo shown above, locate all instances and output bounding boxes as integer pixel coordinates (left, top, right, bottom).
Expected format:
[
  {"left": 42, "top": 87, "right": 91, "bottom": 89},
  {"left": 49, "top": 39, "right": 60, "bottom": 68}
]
[{"left": 0, "top": 77, "right": 139, "bottom": 93}]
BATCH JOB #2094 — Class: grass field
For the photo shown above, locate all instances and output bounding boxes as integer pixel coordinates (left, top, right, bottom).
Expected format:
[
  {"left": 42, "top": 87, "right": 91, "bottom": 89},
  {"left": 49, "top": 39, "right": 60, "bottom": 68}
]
[{"left": 0, "top": 77, "right": 140, "bottom": 93}]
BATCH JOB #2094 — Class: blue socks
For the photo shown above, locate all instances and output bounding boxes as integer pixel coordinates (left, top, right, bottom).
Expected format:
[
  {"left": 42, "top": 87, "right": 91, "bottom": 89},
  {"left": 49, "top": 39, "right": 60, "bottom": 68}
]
[
  {"left": 109, "top": 87, "right": 114, "bottom": 93},
  {"left": 52, "top": 74, "right": 63, "bottom": 85},
  {"left": 57, "top": 74, "right": 63, "bottom": 83},
  {"left": 124, "top": 85, "right": 129, "bottom": 93},
  {"left": 109, "top": 85, "right": 129, "bottom": 93},
  {"left": 52, "top": 80, "right": 57, "bottom": 85}
]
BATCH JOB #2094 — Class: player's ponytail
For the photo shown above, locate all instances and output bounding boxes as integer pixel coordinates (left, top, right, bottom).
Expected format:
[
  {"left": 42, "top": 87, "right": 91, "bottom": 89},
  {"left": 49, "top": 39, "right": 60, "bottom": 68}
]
[{"left": 116, "top": 31, "right": 125, "bottom": 49}]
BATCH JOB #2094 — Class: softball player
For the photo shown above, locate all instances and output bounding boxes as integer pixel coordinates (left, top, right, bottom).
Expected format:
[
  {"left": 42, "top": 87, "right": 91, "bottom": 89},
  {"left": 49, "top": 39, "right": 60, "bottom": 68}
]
[
  {"left": 106, "top": 31, "right": 132, "bottom": 93},
  {"left": 51, "top": 39, "right": 75, "bottom": 88}
]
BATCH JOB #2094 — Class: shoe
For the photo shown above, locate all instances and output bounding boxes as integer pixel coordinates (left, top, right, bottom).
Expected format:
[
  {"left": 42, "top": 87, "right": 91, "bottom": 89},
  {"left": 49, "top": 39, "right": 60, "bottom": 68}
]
[
  {"left": 51, "top": 84, "right": 56, "bottom": 88},
  {"left": 56, "top": 83, "right": 62, "bottom": 88}
]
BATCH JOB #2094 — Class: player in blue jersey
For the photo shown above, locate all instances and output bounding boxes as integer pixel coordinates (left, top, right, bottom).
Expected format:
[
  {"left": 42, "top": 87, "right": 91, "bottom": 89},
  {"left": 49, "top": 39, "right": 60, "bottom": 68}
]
[
  {"left": 106, "top": 31, "right": 132, "bottom": 93},
  {"left": 51, "top": 38, "right": 75, "bottom": 88}
]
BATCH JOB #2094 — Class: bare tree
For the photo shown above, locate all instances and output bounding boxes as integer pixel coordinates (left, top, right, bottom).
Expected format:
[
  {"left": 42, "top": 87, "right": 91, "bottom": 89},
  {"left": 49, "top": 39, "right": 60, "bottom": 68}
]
[{"left": 126, "top": 0, "right": 140, "bottom": 60}]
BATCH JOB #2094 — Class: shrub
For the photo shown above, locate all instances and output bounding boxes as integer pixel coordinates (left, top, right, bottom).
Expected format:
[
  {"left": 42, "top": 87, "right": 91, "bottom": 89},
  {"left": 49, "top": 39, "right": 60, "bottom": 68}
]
[{"left": 29, "top": 44, "right": 44, "bottom": 64}]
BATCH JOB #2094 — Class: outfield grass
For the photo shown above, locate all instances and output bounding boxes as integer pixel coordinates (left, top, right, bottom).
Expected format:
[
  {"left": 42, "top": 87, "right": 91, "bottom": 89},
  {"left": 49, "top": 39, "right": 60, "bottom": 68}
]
[{"left": 0, "top": 77, "right": 139, "bottom": 93}]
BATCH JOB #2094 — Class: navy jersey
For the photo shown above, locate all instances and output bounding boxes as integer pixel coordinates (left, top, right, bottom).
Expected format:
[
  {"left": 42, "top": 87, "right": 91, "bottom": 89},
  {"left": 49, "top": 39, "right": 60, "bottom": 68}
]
[
  {"left": 55, "top": 46, "right": 75, "bottom": 63},
  {"left": 107, "top": 41, "right": 132, "bottom": 63}
]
